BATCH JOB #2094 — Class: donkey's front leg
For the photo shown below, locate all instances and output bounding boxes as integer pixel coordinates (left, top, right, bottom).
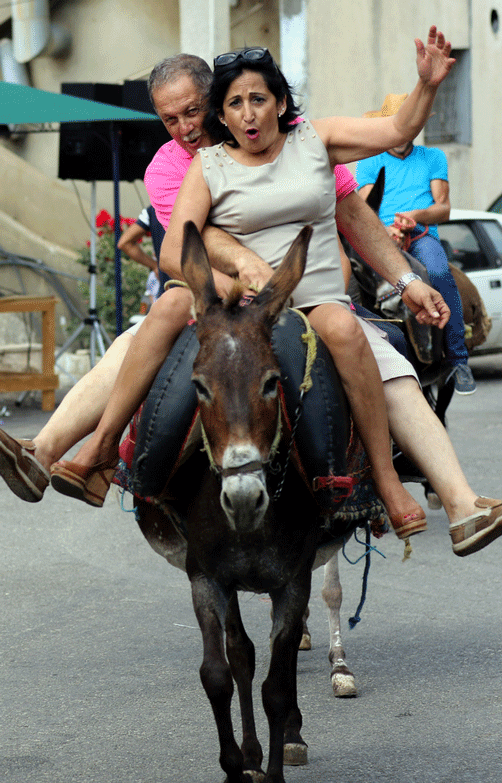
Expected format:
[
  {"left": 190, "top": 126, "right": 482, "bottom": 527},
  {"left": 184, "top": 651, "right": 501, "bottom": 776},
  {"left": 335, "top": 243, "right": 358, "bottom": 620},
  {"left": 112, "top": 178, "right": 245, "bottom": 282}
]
[
  {"left": 263, "top": 576, "right": 311, "bottom": 782},
  {"left": 191, "top": 575, "right": 248, "bottom": 783},
  {"left": 226, "top": 593, "right": 264, "bottom": 781},
  {"left": 322, "top": 552, "right": 357, "bottom": 697}
]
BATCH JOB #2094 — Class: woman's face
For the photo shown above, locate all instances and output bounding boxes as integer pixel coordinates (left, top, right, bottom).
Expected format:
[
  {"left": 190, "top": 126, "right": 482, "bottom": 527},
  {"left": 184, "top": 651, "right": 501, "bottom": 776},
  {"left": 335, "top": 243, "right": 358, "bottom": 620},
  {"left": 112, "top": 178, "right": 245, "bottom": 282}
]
[{"left": 219, "top": 70, "right": 286, "bottom": 152}]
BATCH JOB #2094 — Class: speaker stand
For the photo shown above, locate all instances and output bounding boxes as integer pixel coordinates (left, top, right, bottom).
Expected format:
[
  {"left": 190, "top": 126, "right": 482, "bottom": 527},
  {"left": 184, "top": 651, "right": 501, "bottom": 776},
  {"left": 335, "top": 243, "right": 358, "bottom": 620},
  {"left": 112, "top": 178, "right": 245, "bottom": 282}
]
[{"left": 55, "top": 181, "right": 112, "bottom": 373}]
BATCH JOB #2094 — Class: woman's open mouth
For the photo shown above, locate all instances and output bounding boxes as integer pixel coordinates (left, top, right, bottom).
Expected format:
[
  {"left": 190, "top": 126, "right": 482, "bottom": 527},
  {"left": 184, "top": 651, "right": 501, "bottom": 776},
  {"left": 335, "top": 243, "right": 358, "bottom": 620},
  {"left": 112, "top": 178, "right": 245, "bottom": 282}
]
[{"left": 245, "top": 128, "right": 259, "bottom": 140}]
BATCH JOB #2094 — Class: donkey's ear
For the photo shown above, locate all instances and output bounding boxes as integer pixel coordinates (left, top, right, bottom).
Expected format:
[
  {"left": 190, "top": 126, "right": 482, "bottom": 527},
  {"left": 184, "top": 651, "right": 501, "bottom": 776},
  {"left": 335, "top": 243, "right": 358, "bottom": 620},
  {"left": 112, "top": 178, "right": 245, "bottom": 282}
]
[
  {"left": 366, "top": 166, "right": 385, "bottom": 213},
  {"left": 254, "top": 225, "right": 312, "bottom": 323},
  {"left": 181, "top": 221, "right": 221, "bottom": 317}
]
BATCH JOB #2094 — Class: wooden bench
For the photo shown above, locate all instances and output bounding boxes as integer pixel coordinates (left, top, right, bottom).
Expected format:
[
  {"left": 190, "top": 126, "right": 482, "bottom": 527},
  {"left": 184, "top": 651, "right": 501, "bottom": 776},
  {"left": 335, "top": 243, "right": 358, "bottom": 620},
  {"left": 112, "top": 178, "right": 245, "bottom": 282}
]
[{"left": 0, "top": 295, "right": 59, "bottom": 411}]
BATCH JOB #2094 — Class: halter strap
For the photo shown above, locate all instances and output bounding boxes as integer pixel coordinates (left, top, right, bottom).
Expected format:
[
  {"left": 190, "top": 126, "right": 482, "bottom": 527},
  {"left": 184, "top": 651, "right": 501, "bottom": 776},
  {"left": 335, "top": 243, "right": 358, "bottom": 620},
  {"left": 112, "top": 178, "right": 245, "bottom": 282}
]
[{"left": 200, "top": 397, "right": 282, "bottom": 476}]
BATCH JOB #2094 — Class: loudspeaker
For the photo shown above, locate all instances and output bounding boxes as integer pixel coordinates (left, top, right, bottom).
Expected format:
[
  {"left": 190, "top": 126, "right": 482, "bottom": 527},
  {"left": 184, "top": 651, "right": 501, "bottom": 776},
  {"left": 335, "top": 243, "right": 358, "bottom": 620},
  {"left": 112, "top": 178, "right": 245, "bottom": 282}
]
[
  {"left": 58, "top": 83, "right": 122, "bottom": 181},
  {"left": 120, "top": 81, "right": 170, "bottom": 182},
  {"left": 58, "top": 82, "right": 170, "bottom": 182}
]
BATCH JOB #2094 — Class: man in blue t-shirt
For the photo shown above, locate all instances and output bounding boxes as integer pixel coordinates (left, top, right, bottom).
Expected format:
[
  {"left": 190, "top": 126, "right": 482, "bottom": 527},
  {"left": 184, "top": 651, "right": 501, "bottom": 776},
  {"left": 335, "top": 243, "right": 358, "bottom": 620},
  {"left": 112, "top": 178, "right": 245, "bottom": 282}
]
[{"left": 356, "top": 93, "right": 476, "bottom": 395}]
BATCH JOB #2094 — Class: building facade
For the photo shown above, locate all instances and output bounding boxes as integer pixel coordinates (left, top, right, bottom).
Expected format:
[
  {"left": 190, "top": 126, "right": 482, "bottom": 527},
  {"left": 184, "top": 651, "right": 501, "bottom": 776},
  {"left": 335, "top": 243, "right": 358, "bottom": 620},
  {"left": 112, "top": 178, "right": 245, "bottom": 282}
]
[{"left": 0, "top": 0, "right": 499, "bottom": 258}]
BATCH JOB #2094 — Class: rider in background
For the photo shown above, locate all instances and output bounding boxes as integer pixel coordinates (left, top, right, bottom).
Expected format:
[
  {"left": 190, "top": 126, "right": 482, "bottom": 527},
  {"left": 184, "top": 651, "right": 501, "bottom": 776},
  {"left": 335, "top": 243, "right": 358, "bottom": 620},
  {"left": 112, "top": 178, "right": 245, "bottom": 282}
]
[{"left": 356, "top": 93, "right": 476, "bottom": 395}]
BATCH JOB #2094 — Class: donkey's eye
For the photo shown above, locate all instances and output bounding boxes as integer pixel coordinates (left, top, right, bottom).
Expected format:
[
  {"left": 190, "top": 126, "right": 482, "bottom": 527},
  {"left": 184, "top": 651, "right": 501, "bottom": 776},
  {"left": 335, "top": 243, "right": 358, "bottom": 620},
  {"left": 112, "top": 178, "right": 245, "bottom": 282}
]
[
  {"left": 192, "top": 377, "right": 212, "bottom": 402},
  {"left": 262, "top": 373, "right": 280, "bottom": 399}
]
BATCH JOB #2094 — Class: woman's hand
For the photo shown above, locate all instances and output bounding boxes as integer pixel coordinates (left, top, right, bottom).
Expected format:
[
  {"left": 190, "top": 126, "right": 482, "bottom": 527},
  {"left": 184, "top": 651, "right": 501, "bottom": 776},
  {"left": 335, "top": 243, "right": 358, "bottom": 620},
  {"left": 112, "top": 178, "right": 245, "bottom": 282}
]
[{"left": 415, "top": 25, "right": 456, "bottom": 86}]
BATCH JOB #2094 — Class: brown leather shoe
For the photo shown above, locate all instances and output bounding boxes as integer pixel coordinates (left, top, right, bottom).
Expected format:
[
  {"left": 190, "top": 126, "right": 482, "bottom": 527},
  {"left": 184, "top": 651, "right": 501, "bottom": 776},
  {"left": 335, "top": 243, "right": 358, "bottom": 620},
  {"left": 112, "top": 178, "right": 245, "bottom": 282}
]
[
  {"left": 50, "top": 458, "right": 118, "bottom": 507},
  {"left": 449, "top": 497, "right": 502, "bottom": 556},
  {"left": 0, "top": 428, "right": 50, "bottom": 502}
]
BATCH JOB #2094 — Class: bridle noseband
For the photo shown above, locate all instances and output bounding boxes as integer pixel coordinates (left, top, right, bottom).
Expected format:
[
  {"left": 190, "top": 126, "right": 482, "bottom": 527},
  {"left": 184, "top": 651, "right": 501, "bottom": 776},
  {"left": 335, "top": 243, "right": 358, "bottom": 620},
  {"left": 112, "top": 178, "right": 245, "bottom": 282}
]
[{"left": 199, "top": 396, "right": 283, "bottom": 480}]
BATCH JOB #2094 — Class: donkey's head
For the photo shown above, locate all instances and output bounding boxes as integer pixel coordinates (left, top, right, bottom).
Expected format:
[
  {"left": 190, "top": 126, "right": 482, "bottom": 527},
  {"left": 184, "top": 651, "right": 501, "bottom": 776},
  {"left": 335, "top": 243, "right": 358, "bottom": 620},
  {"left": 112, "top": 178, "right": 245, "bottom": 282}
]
[{"left": 181, "top": 221, "right": 311, "bottom": 532}]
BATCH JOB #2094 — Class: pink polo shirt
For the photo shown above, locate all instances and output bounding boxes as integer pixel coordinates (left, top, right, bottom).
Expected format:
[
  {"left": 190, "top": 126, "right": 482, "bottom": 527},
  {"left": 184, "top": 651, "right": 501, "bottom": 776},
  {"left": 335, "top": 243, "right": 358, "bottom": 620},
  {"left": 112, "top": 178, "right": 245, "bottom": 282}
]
[{"left": 144, "top": 139, "right": 358, "bottom": 230}]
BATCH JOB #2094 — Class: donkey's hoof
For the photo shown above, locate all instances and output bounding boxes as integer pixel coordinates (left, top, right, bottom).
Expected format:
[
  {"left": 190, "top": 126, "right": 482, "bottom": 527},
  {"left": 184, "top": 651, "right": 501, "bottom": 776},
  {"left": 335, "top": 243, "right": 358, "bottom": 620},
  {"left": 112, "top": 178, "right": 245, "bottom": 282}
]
[
  {"left": 243, "top": 770, "right": 265, "bottom": 782},
  {"left": 299, "top": 632, "right": 311, "bottom": 650},
  {"left": 283, "top": 742, "right": 308, "bottom": 766},
  {"left": 332, "top": 671, "right": 357, "bottom": 698},
  {"left": 427, "top": 492, "right": 442, "bottom": 510}
]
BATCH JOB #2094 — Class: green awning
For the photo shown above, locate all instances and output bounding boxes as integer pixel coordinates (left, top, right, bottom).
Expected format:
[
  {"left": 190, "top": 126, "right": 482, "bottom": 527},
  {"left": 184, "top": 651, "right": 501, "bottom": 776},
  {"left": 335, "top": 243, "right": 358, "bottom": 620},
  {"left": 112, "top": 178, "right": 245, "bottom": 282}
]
[{"left": 0, "top": 81, "right": 157, "bottom": 124}]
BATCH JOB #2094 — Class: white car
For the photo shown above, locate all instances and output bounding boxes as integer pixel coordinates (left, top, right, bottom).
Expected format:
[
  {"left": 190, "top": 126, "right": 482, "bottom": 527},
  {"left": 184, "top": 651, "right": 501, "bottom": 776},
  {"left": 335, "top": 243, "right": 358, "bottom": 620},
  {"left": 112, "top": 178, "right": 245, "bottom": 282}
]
[{"left": 437, "top": 209, "right": 502, "bottom": 354}]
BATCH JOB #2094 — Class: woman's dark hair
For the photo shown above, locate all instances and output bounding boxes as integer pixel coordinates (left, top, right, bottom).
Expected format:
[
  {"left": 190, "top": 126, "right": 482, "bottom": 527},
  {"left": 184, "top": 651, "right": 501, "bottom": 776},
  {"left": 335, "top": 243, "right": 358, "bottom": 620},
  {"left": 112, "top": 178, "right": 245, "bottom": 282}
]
[{"left": 204, "top": 53, "right": 301, "bottom": 146}]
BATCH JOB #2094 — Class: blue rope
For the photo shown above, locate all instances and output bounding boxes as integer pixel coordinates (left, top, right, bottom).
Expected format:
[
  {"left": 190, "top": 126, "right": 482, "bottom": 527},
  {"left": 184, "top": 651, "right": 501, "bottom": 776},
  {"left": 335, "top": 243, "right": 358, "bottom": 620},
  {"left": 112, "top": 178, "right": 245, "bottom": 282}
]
[
  {"left": 119, "top": 488, "right": 140, "bottom": 521},
  {"left": 342, "top": 523, "right": 386, "bottom": 630}
]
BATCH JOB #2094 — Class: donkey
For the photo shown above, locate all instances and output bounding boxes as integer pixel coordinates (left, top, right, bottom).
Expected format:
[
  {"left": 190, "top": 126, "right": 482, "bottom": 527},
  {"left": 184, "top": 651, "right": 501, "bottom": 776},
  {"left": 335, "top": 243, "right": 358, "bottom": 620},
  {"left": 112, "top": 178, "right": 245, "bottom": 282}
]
[{"left": 135, "top": 221, "right": 351, "bottom": 783}]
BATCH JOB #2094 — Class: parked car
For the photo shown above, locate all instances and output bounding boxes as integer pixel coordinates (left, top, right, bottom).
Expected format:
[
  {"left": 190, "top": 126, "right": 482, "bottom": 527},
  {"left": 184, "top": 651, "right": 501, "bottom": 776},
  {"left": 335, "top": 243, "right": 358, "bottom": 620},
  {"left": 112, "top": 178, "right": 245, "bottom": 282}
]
[{"left": 437, "top": 209, "right": 502, "bottom": 355}]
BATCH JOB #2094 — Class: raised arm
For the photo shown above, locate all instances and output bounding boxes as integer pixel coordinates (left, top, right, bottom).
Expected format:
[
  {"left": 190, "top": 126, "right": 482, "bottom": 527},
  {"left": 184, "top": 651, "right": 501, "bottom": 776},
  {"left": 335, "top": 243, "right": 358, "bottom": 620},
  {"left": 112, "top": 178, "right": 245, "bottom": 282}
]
[{"left": 314, "top": 26, "right": 455, "bottom": 166}]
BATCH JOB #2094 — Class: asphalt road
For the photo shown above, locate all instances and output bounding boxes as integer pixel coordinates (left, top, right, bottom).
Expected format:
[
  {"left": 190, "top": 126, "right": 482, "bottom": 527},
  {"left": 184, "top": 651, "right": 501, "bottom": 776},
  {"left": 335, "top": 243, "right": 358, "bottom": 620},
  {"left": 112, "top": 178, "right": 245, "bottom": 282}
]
[{"left": 1, "top": 354, "right": 502, "bottom": 783}]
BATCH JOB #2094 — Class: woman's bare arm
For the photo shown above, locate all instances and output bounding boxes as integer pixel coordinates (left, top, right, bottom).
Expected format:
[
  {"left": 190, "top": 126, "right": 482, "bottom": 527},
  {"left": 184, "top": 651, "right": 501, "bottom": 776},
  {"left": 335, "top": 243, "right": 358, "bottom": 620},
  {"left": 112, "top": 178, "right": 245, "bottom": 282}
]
[{"left": 313, "top": 26, "right": 455, "bottom": 166}]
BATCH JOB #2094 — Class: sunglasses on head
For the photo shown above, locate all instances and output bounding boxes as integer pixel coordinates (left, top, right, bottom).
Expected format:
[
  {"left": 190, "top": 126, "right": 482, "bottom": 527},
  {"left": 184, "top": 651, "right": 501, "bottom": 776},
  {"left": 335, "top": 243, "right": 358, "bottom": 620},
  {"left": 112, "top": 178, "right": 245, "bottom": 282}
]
[{"left": 213, "top": 47, "right": 273, "bottom": 69}]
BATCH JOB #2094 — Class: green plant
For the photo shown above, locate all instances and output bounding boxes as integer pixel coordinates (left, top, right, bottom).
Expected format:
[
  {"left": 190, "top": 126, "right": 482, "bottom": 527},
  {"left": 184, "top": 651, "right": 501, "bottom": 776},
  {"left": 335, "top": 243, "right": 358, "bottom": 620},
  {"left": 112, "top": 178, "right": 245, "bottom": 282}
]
[{"left": 73, "top": 210, "right": 151, "bottom": 343}]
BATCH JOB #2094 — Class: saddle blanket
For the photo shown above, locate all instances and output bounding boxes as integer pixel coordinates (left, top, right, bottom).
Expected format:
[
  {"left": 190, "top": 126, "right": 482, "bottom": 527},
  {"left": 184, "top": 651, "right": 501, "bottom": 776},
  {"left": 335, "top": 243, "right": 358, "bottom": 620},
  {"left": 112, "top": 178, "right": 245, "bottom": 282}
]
[{"left": 113, "top": 309, "right": 388, "bottom": 538}]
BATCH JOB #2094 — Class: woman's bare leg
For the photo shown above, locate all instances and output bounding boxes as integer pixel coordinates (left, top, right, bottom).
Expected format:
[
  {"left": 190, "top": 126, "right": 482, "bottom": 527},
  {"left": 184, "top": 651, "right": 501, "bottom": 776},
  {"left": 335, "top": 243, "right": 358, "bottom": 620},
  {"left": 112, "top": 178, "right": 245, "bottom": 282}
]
[
  {"left": 307, "top": 303, "right": 424, "bottom": 525},
  {"left": 55, "top": 287, "right": 193, "bottom": 469}
]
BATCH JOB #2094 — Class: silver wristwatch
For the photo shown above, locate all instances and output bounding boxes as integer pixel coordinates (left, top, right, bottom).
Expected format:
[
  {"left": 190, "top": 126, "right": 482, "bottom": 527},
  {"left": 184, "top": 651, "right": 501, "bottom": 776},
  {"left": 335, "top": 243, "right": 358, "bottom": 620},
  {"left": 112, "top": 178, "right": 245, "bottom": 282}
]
[{"left": 394, "top": 272, "right": 422, "bottom": 297}]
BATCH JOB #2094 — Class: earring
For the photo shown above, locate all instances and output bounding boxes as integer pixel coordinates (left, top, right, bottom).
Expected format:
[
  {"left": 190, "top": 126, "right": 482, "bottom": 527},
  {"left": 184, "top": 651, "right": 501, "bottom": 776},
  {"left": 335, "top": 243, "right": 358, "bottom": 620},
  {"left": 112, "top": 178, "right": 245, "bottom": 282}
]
[{"left": 278, "top": 108, "right": 285, "bottom": 117}]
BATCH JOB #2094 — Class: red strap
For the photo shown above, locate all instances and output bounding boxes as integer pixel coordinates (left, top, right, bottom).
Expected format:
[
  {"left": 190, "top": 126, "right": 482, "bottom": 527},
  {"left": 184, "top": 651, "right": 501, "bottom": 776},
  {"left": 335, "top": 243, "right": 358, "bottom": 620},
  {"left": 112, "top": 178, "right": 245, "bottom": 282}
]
[{"left": 312, "top": 475, "right": 355, "bottom": 497}]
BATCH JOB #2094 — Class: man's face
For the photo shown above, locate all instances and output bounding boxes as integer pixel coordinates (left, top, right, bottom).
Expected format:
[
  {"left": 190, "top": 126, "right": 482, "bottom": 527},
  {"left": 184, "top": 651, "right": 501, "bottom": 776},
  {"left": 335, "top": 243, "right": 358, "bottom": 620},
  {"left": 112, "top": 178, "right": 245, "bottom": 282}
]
[{"left": 152, "top": 74, "right": 212, "bottom": 156}]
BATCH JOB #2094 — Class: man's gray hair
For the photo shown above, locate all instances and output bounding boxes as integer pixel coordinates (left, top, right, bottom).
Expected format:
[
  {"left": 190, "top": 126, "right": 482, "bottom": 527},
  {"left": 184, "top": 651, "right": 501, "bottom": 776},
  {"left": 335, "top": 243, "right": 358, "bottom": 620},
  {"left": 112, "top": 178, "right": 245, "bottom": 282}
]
[{"left": 148, "top": 54, "right": 213, "bottom": 110}]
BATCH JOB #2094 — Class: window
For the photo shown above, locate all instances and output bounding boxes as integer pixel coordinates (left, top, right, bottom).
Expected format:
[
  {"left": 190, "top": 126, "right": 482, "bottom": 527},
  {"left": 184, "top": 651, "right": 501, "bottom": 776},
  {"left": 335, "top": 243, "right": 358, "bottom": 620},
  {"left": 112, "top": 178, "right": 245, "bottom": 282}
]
[
  {"left": 424, "top": 49, "right": 471, "bottom": 145},
  {"left": 437, "top": 222, "right": 486, "bottom": 271},
  {"left": 481, "top": 221, "right": 502, "bottom": 262}
]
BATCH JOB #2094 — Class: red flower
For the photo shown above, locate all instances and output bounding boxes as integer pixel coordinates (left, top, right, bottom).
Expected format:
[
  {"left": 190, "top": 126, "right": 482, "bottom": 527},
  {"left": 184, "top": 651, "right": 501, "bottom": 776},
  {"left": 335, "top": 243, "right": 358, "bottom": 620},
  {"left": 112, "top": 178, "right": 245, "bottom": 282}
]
[
  {"left": 95, "top": 209, "right": 112, "bottom": 228},
  {"left": 94, "top": 211, "right": 135, "bottom": 233}
]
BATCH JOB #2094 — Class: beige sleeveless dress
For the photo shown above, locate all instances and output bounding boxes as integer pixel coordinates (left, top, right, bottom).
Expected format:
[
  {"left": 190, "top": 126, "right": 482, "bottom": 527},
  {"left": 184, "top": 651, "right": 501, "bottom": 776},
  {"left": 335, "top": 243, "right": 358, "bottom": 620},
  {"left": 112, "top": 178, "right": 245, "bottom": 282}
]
[
  {"left": 200, "top": 119, "right": 417, "bottom": 382},
  {"left": 200, "top": 119, "right": 350, "bottom": 310}
]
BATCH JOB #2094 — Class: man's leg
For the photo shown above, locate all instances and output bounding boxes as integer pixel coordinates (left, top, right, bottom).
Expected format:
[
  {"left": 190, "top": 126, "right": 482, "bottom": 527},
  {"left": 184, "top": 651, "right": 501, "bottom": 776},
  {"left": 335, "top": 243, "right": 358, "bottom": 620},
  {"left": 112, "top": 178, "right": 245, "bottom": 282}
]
[
  {"left": 34, "top": 330, "right": 135, "bottom": 468},
  {"left": 49, "top": 287, "right": 193, "bottom": 506},
  {"left": 0, "top": 330, "right": 134, "bottom": 501},
  {"left": 384, "top": 375, "right": 502, "bottom": 555},
  {"left": 410, "top": 235, "right": 475, "bottom": 393},
  {"left": 383, "top": 375, "right": 477, "bottom": 522}
]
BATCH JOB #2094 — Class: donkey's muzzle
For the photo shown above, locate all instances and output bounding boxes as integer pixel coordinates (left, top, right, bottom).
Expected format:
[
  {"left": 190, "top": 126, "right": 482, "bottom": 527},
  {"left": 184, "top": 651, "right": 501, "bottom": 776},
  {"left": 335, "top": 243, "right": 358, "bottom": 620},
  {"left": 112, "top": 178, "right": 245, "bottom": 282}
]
[{"left": 220, "top": 467, "right": 269, "bottom": 532}]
